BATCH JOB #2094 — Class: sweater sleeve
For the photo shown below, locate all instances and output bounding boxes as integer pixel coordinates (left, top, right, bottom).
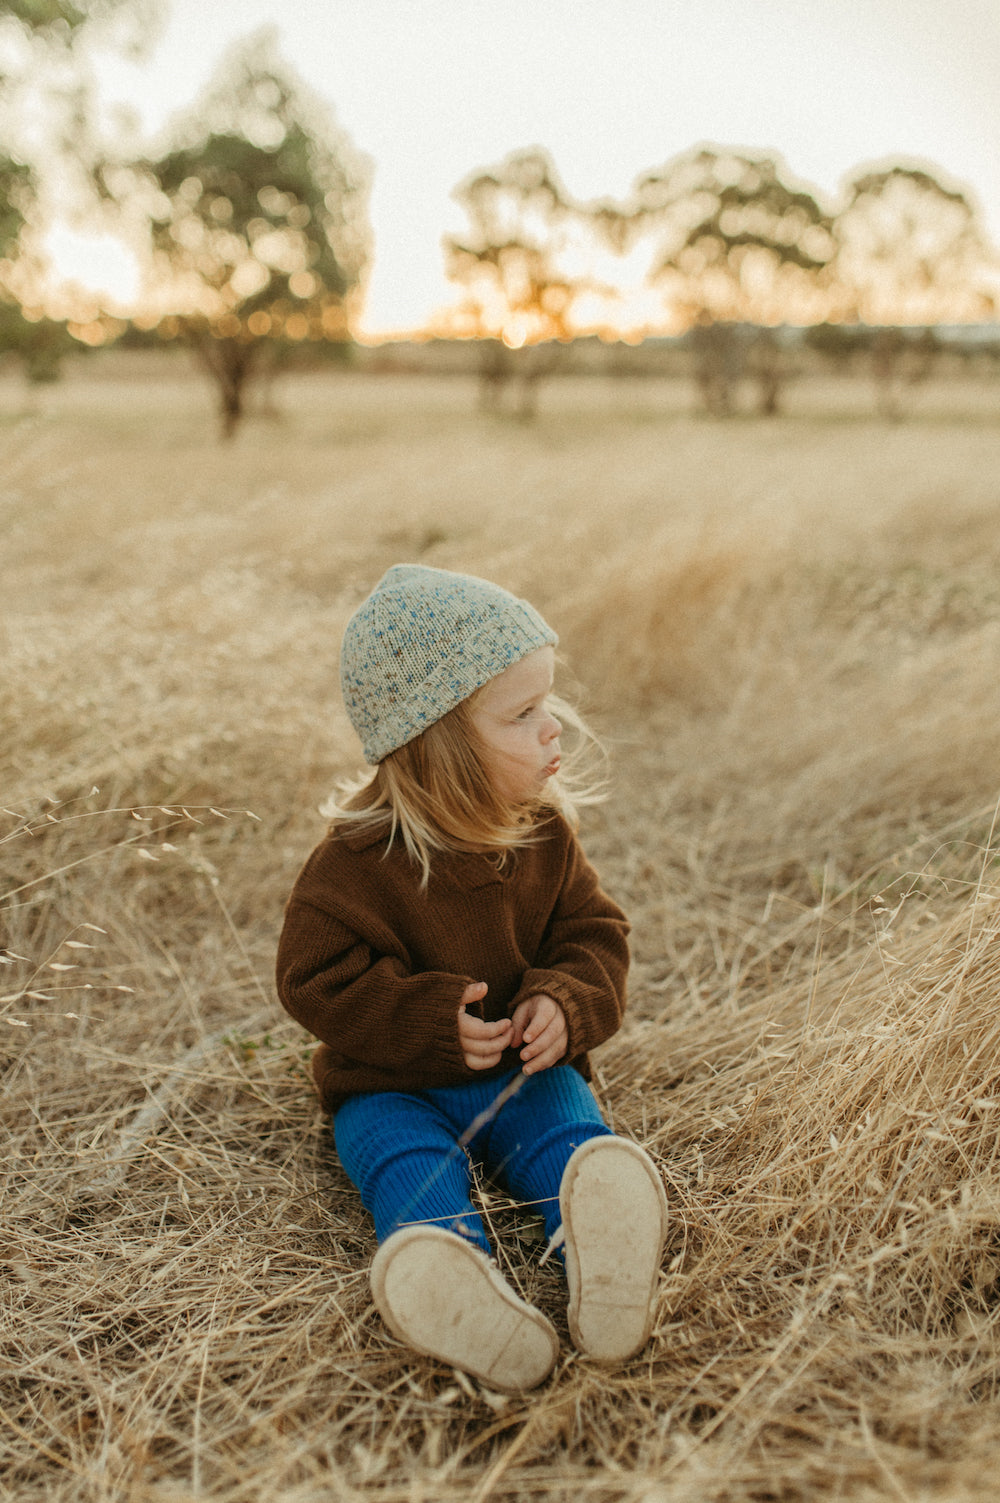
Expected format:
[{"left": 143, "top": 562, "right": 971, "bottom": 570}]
[
  {"left": 511, "top": 831, "right": 630, "bottom": 1060},
  {"left": 276, "top": 896, "right": 472, "bottom": 1075}
]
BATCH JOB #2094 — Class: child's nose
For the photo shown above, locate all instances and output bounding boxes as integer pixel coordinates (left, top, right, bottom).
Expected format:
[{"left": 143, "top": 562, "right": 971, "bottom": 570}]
[{"left": 542, "top": 712, "right": 561, "bottom": 742}]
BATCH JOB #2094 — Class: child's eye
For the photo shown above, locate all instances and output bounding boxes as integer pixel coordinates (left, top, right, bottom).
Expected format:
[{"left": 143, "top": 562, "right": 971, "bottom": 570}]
[{"left": 516, "top": 705, "right": 537, "bottom": 720}]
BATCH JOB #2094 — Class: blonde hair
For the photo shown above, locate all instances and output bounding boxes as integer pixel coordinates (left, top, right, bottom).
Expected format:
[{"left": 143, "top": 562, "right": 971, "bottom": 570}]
[{"left": 323, "top": 687, "right": 605, "bottom": 886}]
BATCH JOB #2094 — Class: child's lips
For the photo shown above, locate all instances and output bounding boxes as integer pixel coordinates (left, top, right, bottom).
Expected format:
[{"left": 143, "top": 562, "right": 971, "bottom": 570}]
[{"left": 543, "top": 757, "right": 561, "bottom": 777}]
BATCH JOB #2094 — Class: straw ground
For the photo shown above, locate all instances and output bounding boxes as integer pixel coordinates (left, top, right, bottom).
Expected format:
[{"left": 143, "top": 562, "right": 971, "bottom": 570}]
[{"left": 4, "top": 356, "right": 1000, "bottom": 1501}]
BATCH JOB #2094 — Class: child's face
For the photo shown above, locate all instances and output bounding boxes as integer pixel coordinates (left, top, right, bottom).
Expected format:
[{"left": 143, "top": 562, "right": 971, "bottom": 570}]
[{"left": 469, "top": 647, "right": 562, "bottom": 805}]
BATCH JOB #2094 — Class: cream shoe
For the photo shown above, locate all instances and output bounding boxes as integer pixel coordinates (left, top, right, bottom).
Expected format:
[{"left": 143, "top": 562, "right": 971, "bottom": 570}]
[
  {"left": 371, "top": 1224, "right": 558, "bottom": 1391},
  {"left": 560, "top": 1136, "right": 668, "bottom": 1362}
]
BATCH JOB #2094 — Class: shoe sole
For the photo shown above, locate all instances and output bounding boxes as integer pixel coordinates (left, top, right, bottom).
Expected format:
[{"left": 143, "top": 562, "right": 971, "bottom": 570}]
[
  {"left": 561, "top": 1137, "right": 668, "bottom": 1362},
  {"left": 371, "top": 1225, "right": 558, "bottom": 1391}
]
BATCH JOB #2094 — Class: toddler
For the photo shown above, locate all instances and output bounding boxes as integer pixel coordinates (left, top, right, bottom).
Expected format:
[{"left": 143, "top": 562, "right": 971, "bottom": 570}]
[{"left": 276, "top": 564, "right": 667, "bottom": 1390}]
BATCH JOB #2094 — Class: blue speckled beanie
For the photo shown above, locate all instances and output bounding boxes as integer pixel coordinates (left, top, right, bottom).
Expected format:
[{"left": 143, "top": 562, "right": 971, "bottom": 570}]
[{"left": 340, "top": 564, "right": 558, "bottom": 764}]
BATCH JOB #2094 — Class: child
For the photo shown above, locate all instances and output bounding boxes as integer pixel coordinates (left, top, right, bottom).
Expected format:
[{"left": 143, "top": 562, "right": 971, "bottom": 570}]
[{"left": 276, "top": 564, "right": 667, "bottom": 1391}]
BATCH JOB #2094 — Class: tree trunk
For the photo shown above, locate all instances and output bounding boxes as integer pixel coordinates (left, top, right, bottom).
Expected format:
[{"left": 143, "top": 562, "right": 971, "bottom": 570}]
[
  {"left": 477, "top": 339, "right": 510, "bottom": 412},
  {"left": 751, "top": 331, "right": 784, "bottom": 417},
  {"left": 186, "top": 327, "right": 257, "bottom": 439},
  {"left": 516, "top": 371, "right": 541, "bottom": 421},
  {"left": 690, "top": 322, "right": 742, "bottom": 416},
  {"left": 871, "top": 329, "right": 903, "bottom": 422}
]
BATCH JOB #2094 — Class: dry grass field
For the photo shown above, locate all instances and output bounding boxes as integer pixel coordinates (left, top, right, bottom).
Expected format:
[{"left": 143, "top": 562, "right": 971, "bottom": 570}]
[{"left": 4, "top": 352, "right": 1000, "bottom": 1502}]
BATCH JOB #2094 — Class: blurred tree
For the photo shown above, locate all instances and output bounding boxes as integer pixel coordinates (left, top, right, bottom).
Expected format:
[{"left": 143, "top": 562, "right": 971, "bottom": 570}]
[
  {"left": 0, "top": 147, "right": 69, "bottom": 381},
  {"left": 0, "top": 0, "right": 156, "bottom": 60},
  {"left": 0, "top": 1, "right": 157, "bottom": 114},
  {"left": 806, "top": 322, "right": 939, "bottom": 419},
  {"left": 803, "top": 320, "right": 871, "bottom": 372},
  {"left": 0, "top": 152, "right": 33, "bottom": 261},
  {"left": 0, "top": 300, "right": 76, "bottom": 382},
  {"left": 681, "top": 317, "right": 746, "bottom": 417},
  {"left": 105, "top": 35, "right": 371, "bottom": 437},
  {"left": 631, "top": 148, "right": 835, "bottom": 414},
  {"left": 2, "top": 2, "right": 90, "bottom": 37},
  {"left": 868, "top": 325, "right": 940, "bottom": 421},
  {"left": 445, "top": 147, "right": 595, "bottom": 418},
  {"left": 0, "top": 147, "right": 34, "bottom": 351},
  {"left": 0, "top": 145, "right": 80, "bottom": 386},
  {"left": 832, "top": 165, "right": 996, "bottom": 325},
  {"left": 830, "top": 165, "right": 996, "bottom": 417},
  {"left": 0, "top": 0, "right": 159, "bottom": 382}
]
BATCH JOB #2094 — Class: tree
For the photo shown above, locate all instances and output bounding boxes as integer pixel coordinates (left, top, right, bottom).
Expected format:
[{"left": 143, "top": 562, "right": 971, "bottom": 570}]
[
  {"left": 107, "top": 35, "right": 371, "bottom": 437},
  {"left": 0, "top": 149, "right": 34, "bottom": 342},
  {"left": 0, "top": 300, "right": 76, "bottom": 383},
  {"left": 832, "top": 164, "right": 996, "bottom": 326},
  {"left": 0, "top": 2, "right": 156, "bottom": 126},
  {"left": 0, "top": 152, "right": 33, "bottom": 260},
  {"left": 0, "top": 0, "right": 158, "bottom": 381},
  {"left": 2, "top": 2, "right": 113, "bottom": 42},
  {"left": 630, "top": 147, "right": 835, "bottom": 414},
  {"left": 444, "top": 147, "right": 598, "bottom": 418},
  {"left": 830, "top": 164, "right": 997, "bottom": 417},
  {"left": 0, "top": 147, "right": 55, "bottom": 377}
]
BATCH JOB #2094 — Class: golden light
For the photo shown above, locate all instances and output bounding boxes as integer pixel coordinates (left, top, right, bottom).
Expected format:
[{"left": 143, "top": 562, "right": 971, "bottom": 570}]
[
  {"left": 68, "top": 320, "right": 109, "bottom": 346},
  {"left": 320, "top": 303, "right": 347, "bottom": 335},
  {"left": 501, "top": 317, "right": 528, "bottom": 349}
]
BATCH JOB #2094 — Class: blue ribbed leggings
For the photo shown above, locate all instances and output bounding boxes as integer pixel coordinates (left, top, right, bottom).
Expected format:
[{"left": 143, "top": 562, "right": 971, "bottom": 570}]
[{"left": 332, "top": 1066, "right": 612, "bottom": 1257}]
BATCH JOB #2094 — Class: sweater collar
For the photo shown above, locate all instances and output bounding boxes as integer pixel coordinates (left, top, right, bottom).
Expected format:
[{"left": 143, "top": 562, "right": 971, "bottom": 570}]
[{"left": 337, "top": 824, "right": 506, "bottom": 889}]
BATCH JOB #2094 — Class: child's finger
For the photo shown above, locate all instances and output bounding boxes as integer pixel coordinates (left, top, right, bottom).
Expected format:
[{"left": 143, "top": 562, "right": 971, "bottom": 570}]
[
  {"left": 522, "top": 997, "right": 557, "bottom": 1044},
  {"left": 461, "top": 1019, "right": 511, "bottom": 1070},
  {"left": 464, "top": 1029, "right": 510, "bottom": 1054},
  {"left": 459, "top": 1013, "right": 511, "bottom": 1041},
  {"left": 522, "top": 1038, "right": 565, "bottom": 1073},
  {"left": 509, "top": 1000, "right": 533, "bottom": 1047},
  {"left": 521, "top": 1023, "right": 558, "bottom": 1058},
  {"left": 520, "top": 1014, "right": 567, "bottom": 1072},
  {"left": 523, "top": 999, "right": 557, "bottom": 1045}
]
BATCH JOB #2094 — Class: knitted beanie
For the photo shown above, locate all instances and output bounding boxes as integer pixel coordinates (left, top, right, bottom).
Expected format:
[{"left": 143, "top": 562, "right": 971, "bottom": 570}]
[{"left": 340, "top": 564, "right": 558, "bottom": 763}]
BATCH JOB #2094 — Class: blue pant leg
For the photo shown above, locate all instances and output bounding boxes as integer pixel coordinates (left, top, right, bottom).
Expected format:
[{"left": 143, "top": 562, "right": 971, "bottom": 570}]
[
  {"left": 480, "top": 1067, "right": 613, "bottom": 1246},
  {"left": 332, "top": 1090, "right": 491, "bottom": 1254}
]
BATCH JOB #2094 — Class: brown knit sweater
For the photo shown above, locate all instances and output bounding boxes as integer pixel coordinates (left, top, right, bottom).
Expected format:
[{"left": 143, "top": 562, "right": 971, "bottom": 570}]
[{"left": 275, "top": 812, "right": 630, "bottom": 1111}]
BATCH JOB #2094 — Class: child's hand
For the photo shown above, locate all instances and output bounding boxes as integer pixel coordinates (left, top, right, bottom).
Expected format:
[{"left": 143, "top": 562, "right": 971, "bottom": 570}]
[
  {"left": 458, "top": 982, "right": 512, "bottom": 1071},
  {"left": 510, "top": 994, "right": 567, "bottom": 1074}
]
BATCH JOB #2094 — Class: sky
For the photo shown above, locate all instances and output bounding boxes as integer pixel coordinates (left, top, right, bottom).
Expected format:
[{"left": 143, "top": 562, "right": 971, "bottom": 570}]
[{"left": 43, "top": 0, "right": 1000, "bottom": 337}]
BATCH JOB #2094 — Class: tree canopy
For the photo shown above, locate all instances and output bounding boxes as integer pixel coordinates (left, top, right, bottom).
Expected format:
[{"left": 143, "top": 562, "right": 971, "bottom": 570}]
[
  {"left": 0, "top": 1, "right": 154, "bottom": 44},
  {"left": 631, "top": 147, "right": 836, "bottom": 328},
  {"left": 0, "top": 144, "right": 61, "bottom": 378},
  {"left": 2, "top": 2, "right": 90, "bottom": 39},
  {"left": 0, "top": 152, "right": 34, "bottom": 262},
  {"left": 831, "top": 165, "right": 996, "bottom": 325},
  {"left": 445, "top": 147, "right": 597, "bottom": 347}
]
